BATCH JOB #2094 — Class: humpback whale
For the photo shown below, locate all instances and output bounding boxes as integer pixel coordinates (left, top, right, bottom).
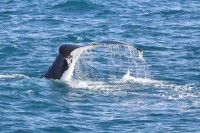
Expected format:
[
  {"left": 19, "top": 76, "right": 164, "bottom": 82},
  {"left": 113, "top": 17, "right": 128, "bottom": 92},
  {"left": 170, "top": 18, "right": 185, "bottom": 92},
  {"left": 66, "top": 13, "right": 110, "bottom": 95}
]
[{"left": 43, "top": 41, "right": 143, "bottom": 81}]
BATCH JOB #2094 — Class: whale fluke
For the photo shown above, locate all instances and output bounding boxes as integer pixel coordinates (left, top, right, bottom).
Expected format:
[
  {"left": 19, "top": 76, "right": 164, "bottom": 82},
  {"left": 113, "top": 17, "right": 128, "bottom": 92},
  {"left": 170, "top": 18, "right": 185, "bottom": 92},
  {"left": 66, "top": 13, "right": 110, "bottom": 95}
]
[{"left": 43, "top": 41, "right": 143, "bottom": 81}]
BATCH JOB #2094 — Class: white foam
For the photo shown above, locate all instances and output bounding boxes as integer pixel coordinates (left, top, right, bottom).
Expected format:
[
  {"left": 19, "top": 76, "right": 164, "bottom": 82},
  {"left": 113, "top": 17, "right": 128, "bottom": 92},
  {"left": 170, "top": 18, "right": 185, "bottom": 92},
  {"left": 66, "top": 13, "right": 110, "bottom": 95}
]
[
  {"left": 77, "top": 36, "right": 83, "bottom": 41},
  {"left": 67, "top": 79, "right": 129, "bottom": 93},
  {"left": 122, "top": 70, "right": 162, "bottom": 84},
  {"left": 0, "top": 74, "right": 28, "bottom": 79},
  {"left": 25, "top": 90, "right": 34, "bottom": 94}
]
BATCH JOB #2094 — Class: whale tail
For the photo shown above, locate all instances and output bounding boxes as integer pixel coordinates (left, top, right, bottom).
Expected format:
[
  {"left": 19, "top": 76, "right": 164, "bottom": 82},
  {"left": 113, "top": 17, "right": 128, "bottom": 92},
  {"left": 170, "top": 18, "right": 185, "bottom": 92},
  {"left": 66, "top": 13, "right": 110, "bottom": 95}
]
[{"left": 43, "top": 41, "right": 143, "bottom": 81}]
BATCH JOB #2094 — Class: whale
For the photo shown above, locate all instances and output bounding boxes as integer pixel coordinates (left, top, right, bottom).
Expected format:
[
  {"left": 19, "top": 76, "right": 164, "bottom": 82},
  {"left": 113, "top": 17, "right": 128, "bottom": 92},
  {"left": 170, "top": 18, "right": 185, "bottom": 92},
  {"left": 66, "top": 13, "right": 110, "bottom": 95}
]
[{"left": 43, "top": 41, "right": 143, "bottom": 81}]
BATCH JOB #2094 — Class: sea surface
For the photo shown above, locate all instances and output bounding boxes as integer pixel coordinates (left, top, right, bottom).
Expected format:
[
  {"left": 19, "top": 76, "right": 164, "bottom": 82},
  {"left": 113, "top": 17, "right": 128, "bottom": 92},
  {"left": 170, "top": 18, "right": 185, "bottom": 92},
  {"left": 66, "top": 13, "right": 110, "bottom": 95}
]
[{"left": 0, "top": 0, "right": 200, "bottom": 132}]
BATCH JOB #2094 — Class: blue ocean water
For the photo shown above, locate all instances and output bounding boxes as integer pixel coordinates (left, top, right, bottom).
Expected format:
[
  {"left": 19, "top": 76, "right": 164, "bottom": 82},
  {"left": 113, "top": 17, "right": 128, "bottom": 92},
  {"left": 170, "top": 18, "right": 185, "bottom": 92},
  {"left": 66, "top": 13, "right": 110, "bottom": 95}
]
[{"left": 0, "top": 0, "right": 200, "bottom": 132}]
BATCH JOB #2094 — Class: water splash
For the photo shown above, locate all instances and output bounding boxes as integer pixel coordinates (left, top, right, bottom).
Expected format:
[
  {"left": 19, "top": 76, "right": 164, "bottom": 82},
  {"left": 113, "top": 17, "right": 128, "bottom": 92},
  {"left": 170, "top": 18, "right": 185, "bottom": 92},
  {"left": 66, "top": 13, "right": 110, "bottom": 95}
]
[
  {"left": 122, "top": 69, "right": 159, "bottom": 84},
  {"left": 60, "top": 45, "right": 98, "bottom": 81},
  {"left": 61, "top": 43, "right": 147, "bottom": 82},
  {"left": 58, "top": 42, "right": 199, "bottom": 103}
]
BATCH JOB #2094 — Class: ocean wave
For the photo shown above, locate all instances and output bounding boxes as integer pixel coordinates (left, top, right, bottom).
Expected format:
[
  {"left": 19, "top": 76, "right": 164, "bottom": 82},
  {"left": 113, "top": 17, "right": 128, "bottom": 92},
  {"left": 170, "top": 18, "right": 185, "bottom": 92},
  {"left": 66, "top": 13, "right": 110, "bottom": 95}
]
[
  {"left": 50, "top": 0, "right": 103, "bottom": 12},
  {"left": 142, "top": 7, "right": 191, "bottom": 18}
]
